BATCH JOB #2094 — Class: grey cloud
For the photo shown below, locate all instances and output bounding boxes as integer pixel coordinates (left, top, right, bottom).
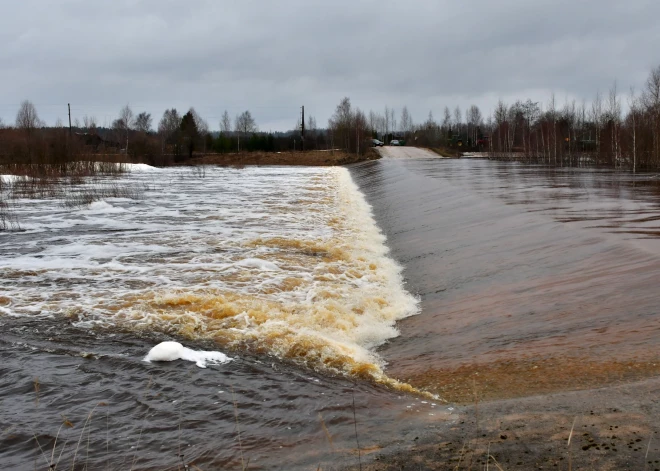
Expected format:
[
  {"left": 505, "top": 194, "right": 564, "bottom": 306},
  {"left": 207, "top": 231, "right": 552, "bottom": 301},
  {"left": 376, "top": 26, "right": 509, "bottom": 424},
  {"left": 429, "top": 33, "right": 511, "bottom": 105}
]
[{"left": 1, "top": 0, "right": 658, "bottom": 130}]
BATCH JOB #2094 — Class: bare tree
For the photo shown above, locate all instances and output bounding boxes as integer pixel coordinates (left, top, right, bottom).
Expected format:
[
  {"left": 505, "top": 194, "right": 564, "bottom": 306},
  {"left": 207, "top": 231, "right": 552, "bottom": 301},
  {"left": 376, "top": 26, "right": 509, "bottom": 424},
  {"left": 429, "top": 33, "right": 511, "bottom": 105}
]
[
  {"left": 607, "top": 82, "right": 621, "bottom": 167},
  {"left": 16, "top": 100, "right": 41, "bottom": 132},
  {"left": 384, "top": 106, "right": 390, "bottom": 140},
  {"left": 591, "top": 91, "right": 603, "bottom": 159},
  {"left": 189, "top": 108, "right": 209, "bottom": 152},
  {"left": 82, "top": 115, "right": 98, "bottom": 134},
  {"left": 134, "top": 112, "right": 152, "bottom": 134},
  {"left": 506, "top": 102, "right": 521, "bottom": 154},
  {"left": 442, "top": 106, "right": 452, "bottom": 143},
  {"left": 220, "top": 110, "right": 231, "bottom": 134},
  {"left": 15, "top": 100, "right": 42, "bottom": 159},
  {"left": 521, "top": 100, "right": 539, "bottom": 159},
  {"left": 466, "top": 105, "right": 483, "bottom": 147},
  {"left": 400, "top": 106, "right": 413, "bottom": 138},
  {"left": 453, "top": 106, "right": 462, "bottom": 139},
  {"left": 235, "top": 110, "right": 257, "bottom": 134},
  {"left": 423, "top": 110, "right": 437, "bottom": 145},
  {"left": 330, "top": 98, "right": 353, "bottom": 150},
  {"left": 486, "top": 115, "right": 494, "bottom": 153},
  {"left": 494, "top": 100, "right": 508, "bottom": 155},
  {"left": 113, "top": 104, "right": 134, "bottom": 152},
  {"left": 368, "top": 110, "right": 378, "bottom": 137},
  {"left": 158, "top": 109, "right": 180, "bottom": 136},
  {"left": 629, "top": 87, "right": 639, "bottom": 173},
  {"left": 158, "top": 108, "right": 181, "bottom": 155},
  {"left": 548, "top": 93, "right": 558, "bottom": 165},
  {"left": 235, "top": 110, "right": 257, "bottom": 151},
  {"left": 307, "top": 114, "right": 317, "bottom": 148},
  {"left": 644, "top": 65, "right": 660, "bottom": 164},
  {"left": 355, "top": 108, "right": 367, "bottom": 155},
  {"left": 191, "top": 108, "right": 208, "bottom": 135}
]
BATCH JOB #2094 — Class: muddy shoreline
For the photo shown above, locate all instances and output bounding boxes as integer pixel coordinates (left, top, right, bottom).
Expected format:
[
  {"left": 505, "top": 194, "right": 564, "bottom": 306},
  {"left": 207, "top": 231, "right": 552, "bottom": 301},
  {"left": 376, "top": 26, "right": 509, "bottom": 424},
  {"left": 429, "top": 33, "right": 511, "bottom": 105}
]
[{"left": 343, "top": 376, "right": 660, "bottom": 470}]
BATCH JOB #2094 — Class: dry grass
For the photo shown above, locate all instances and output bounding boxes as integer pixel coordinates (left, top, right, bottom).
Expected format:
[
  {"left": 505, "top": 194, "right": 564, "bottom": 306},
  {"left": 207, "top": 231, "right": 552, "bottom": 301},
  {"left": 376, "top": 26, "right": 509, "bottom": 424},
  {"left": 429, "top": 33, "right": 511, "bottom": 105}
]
[
  {"left": 61, "top": 182, "right": 147, "bottom": 209},
  {"left": 189, "top": 149, "right": 380, "bottom": 167},
  {"left": 0, "top": 163, "right": 147, "bottom": 230}
]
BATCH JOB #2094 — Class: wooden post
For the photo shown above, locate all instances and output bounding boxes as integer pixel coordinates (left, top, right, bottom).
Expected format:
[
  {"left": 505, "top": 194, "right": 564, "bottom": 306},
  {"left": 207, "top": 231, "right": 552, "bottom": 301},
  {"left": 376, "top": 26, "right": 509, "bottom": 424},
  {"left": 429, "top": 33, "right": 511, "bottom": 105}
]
[{"left": 301, "top": 105, "right": 305, "bottom": 151}]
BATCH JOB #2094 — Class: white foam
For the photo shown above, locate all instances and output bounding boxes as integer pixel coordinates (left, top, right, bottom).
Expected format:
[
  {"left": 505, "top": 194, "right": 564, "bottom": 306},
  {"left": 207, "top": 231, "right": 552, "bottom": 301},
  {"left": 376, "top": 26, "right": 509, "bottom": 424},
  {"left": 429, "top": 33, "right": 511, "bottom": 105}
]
[
  {"left": 144, "top": 341, "right": 232, "bottom": 368},
  {"left": 86, "top": 200, "right": 124, "bottom": 212},
  {"left": 235, "top": 258, "right": 281, "bottom": 271},
  {"left": 1, "top": 165, "right": 419, "bottom": 383}
]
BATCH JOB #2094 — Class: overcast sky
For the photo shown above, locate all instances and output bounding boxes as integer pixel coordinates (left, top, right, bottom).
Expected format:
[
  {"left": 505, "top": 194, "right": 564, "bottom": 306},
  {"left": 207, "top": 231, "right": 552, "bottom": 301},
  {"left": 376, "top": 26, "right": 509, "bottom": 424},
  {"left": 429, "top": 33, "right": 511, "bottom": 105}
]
[{"left": 2, "top": 0, "right": 659, "bottom": 131}]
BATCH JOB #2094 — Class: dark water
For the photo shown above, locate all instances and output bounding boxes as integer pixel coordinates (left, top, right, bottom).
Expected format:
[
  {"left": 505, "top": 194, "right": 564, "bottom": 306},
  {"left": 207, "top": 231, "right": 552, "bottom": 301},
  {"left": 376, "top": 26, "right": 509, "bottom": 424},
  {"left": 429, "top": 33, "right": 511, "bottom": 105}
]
[
  {"left": 349, "top": 158, "right": 660, "bottom": 386},
  {"left": 0, "top": 317, "right": 446, "bottom": 470}
]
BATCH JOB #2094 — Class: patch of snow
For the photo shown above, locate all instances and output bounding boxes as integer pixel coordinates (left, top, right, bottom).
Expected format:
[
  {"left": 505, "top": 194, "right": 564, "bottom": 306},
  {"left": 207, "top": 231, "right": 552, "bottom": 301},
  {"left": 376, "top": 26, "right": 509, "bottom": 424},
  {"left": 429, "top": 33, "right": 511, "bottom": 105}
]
[
  {"left": 1, "top": 174, "right": 27, "bottom": 184},
  {"left": 123, "top": 163, "right": 161, "bottom": 172}
]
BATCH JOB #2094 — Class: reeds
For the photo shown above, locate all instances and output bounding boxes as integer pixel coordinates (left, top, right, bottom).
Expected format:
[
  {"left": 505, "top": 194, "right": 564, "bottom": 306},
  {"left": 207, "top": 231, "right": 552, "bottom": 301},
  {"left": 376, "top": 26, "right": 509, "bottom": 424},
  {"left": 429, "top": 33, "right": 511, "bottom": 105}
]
[{"left": 0, "top": 162, "right": 144, "bottom": 231}]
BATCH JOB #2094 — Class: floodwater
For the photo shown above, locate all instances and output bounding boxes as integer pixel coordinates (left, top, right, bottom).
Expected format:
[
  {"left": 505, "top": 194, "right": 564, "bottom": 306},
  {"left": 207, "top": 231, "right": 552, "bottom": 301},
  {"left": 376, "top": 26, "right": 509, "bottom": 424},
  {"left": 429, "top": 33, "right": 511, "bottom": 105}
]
[
  {"left": 349, "top": 158, "right": 660, "bottom": 401},
  {"left": 0, "top": 165, "right": 446, "bottom": 470},
  {"left": 3, "top": 157, "right": 660, "bottom": 468}
]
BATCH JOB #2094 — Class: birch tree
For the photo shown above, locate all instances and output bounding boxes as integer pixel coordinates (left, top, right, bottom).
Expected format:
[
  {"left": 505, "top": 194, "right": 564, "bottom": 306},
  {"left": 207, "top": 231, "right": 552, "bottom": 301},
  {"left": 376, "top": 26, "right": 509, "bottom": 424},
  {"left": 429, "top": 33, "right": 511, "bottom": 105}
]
[
  {"left": 628, "top": 87, "right": 638, "bottom": 173},
  {"left": 494, "top": 100, "right": 507, "bottom": 154},
  {"left": 607, "top": 83, "right": 621, "bottom": 167},
  {"left": 235, "top": 110, "right": 257, "bottom": 151},
  {"left": 400, "top": 106, "right": 413, "bottom": 138},
  {"left": 220, "top": 110, "right": 232, "bottom": 134},
  {"left": 644, "top": 66, "right": 660, "bottom": 164}
]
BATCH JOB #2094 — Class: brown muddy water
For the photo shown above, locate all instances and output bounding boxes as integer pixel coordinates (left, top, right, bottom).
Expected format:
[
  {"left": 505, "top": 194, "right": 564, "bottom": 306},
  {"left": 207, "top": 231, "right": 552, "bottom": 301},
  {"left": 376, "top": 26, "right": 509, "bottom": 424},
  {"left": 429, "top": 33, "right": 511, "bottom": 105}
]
[
  {"left": 349, "top": 158, "right": 660, "bottom": 403},
  {"left": 2, "top": 159, "right": 660, "bottom": 469}
]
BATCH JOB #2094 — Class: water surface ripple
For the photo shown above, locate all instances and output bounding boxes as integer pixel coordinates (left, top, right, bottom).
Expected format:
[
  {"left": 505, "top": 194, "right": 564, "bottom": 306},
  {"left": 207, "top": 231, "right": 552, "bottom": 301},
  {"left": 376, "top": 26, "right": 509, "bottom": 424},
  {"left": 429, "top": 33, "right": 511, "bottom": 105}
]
[{"left": 349, "top": 158, "right": 660, "bottom": 401}]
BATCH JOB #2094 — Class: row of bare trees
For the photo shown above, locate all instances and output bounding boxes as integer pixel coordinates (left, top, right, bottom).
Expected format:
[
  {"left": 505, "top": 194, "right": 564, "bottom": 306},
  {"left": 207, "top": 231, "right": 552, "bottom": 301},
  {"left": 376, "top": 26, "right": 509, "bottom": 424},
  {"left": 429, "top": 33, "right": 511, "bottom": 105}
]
[
  {"left": 334, "top": 65, "right": 660, "bottom": 171},
  {"left": 0, "top": 101, "right": 270, "bottom": 167},
  {"left": 483, "top": 67, "right": 660, "bottom": 171},
  {"left": 397, "top": 65, "right": 660, "bottom": 171}
]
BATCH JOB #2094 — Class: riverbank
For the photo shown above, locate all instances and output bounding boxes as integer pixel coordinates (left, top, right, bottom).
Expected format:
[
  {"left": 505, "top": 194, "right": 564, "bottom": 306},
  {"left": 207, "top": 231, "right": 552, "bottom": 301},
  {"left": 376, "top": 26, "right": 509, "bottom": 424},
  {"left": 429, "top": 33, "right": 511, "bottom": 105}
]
[
  {"left": 343, "top": 376, "right": 660, "bottom": 470},
  {"left": 188, "top": 149, "right": 380, "bottom": 166}
]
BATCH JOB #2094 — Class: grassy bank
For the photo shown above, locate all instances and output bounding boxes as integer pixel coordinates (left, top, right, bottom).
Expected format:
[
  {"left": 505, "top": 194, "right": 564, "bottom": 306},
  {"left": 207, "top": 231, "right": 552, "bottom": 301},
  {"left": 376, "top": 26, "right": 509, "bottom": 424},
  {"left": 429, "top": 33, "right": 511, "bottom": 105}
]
[{"left": 188, "top": 149, "right": 380, "bottom": 166}]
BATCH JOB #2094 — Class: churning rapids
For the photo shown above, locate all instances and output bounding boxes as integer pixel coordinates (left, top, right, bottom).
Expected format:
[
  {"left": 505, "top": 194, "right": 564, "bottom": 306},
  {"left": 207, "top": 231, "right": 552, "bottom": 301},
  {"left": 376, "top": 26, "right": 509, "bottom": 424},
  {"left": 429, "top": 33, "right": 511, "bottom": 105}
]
[{"left": 0, "top": 165, "right": 444, "bottom": 470}]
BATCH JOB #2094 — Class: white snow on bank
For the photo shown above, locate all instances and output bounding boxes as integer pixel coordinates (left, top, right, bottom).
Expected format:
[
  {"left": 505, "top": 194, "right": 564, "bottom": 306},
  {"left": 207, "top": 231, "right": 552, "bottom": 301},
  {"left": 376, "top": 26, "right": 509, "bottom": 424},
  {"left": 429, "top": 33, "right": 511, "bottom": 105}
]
[
  {"left": 123, "top": 163, "right": 161, "bottom": 172},
  {"left": 1, "top": 175, "right": 27, "bottom": 184},
  {"left": 144, "top": 341, "right": 232, "bottom": 368}
]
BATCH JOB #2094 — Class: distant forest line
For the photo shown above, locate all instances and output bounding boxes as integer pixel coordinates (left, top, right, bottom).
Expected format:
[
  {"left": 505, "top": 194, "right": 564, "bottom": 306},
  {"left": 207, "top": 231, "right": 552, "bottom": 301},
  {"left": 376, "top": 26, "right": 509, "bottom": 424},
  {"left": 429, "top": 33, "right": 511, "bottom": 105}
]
[{"left": 1, "top": 64, "right": 659, "bottom": 171}]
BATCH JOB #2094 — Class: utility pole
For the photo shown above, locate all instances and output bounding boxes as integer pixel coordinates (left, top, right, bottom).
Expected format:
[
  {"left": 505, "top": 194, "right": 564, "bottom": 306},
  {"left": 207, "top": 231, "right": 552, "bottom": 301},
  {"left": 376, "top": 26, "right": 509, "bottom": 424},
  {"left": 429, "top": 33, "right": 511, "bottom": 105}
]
[
  {"left": 68, "top": 103, "right": 72, "bottom": 137},
  {"left": 301, "top": 105, "right": 305, "bottom": 151}
]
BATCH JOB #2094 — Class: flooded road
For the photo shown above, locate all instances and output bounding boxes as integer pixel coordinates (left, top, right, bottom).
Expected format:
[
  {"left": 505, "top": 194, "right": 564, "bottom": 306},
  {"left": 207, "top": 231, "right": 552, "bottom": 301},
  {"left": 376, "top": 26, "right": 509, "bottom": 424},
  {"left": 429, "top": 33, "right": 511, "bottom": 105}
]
[{"left": 349, "top": 158, "right": 660, "bottom": 402}]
